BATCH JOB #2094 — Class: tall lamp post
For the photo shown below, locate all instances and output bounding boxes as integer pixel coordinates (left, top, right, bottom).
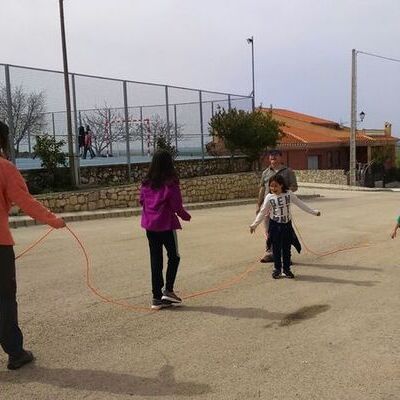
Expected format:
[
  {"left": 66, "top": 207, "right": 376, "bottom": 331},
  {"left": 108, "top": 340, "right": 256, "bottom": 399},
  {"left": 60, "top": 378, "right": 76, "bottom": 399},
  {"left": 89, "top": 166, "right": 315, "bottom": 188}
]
[
  {"left": 59, "top": 0, "right": 78, "bottom": 187},
  {"left": 246, "top": 36, "right": 255, "bottom": 111}
]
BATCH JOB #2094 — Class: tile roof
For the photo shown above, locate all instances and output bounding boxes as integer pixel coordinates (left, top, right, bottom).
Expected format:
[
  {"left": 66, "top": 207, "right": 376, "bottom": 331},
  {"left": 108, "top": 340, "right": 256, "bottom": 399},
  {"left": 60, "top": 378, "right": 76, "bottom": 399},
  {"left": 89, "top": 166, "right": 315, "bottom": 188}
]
[
  {"left": 267, "top": 108, "right": 338, "bottom": 125},
  {"left": 261, "top": 108, "right": 398, "bottom": 147}
]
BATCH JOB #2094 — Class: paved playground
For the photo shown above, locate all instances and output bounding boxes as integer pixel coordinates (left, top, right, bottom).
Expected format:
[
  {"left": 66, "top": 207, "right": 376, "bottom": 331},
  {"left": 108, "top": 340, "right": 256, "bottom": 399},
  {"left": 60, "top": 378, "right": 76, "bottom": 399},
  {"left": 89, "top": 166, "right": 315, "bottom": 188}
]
[{"left": 1, "top": 188, "right": 399, "bottom": 400}]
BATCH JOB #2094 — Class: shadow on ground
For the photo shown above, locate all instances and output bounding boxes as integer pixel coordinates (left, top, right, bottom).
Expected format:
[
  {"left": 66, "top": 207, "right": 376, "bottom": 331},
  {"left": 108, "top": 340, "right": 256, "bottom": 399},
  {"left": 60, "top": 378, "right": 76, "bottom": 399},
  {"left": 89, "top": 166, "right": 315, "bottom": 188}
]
[
  {"left": 0, "top": 364, "right": 210, "bottom": 397},
  {"left": 172, "top": 304, "right": 331, "bottom": 328},
  {"left": 295, "top": 262, "right": 382, "bottom": 272},
  {"left": 296, "top": 274, "right": 378, "bottom": 286}
]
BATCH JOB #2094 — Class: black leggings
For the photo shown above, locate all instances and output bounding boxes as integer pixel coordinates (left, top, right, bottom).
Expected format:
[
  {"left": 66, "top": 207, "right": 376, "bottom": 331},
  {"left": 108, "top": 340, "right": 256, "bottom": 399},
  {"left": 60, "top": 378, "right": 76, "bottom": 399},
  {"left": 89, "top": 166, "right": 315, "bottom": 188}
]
[
  {"left": 0, "top": 246, "right": 24, "bottom": 357},
  {"left": 146, "top": 230, "right": 180, "bottom": 299}
]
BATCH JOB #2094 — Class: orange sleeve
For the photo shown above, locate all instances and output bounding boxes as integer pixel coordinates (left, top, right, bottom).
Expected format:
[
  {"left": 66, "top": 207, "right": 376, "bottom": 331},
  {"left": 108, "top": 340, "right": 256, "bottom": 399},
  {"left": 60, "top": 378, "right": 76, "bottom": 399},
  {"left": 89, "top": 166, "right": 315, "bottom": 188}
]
[{"left": 6, "top": 164, "right": 63, "bottom": 228}]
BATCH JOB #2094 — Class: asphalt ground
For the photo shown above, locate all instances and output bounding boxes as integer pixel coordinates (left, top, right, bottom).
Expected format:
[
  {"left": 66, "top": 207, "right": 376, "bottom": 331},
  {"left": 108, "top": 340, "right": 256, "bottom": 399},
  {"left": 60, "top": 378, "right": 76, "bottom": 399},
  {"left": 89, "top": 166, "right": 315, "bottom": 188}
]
[{"left": 1, "top": 189, "right": 399, "bottom": 400}]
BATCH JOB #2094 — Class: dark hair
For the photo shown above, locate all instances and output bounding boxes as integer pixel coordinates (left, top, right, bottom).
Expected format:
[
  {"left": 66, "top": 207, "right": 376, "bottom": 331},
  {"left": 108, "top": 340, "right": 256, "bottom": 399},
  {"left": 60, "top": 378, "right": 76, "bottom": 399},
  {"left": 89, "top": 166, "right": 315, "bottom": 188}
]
[
  {"left": 143, "top": 149, "right": 178, "bottom": 189},
  {"left": 0, "top": 121, "right": 10, "bottom": 157},
  {"left": 268, "top": 174, "right": 288, "bottom": 192},
  {"left": 79, "top": 126, "right": 85, "bottom": 135}
]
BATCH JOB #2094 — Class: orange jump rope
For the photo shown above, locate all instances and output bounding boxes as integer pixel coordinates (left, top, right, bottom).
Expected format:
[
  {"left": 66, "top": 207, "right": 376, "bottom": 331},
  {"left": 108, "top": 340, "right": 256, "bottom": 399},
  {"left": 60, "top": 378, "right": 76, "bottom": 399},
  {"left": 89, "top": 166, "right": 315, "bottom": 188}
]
[{"left": 15, "top": 220, "right": 371, "bottom": 313}]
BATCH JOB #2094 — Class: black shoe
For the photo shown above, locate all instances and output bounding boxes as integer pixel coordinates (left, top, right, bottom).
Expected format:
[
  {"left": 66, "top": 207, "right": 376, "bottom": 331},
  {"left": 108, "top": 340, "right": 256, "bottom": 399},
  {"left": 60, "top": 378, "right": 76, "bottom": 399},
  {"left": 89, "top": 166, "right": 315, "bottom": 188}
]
[
  {"left": 161, "top": 290, "right": 182, "bottom": 304},
  {"left": 284, "top": 270, "right": 295, "bottom": 279},
  {"left": 272, "top": 270, "right": 281, "bottom": 279},
  {"left": 151, "top": 298, "right": 172, "bottom": 310},
  {"left": 7, "top": 350, "right": 34, "bottom": 370}
]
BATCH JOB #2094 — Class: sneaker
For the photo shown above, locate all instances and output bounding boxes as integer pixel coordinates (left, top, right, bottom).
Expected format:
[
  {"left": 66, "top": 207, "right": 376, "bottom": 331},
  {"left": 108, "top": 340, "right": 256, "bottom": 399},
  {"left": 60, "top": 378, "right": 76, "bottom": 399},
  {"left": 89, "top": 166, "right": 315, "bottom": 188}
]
[
  {"left": 7, "top": 350, "right": 34, "bottom": 370},
  {"left": 260, "top": 252, "right": 274, "bottom": 263},
  {"left": 284, "top": 270, "right": 295, "bottom": 279},
  {"left": 272, "top": 270, "right": 281, "bottom": 279},
  {"left": 151, "top": 298, "right": 172, "bottom": 310},
  {"left": 162, "top": 290, "right": 182, "bottom": 304}
]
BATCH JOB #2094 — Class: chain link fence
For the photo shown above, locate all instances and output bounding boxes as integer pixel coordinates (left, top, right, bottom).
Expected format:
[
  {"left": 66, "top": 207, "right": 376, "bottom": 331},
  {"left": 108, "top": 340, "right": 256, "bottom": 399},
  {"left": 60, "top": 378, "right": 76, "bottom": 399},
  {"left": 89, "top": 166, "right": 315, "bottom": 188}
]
[{"left": 0, "top": 63, "right": 253, "bottom": 172}]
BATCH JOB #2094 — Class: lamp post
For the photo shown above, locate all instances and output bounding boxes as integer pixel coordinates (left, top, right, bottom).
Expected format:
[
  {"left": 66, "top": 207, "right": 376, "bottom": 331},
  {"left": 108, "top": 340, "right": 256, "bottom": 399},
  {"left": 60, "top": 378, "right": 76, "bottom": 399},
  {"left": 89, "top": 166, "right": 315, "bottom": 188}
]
[
  {"left": 246, "top": 36, "right": 255, "bottom": 111},
  {"left": 350, "top": 49, "right": 358, "bottom": 186},
  {"left": 59, "top": 0, "right": 78, "bottom": 187}
]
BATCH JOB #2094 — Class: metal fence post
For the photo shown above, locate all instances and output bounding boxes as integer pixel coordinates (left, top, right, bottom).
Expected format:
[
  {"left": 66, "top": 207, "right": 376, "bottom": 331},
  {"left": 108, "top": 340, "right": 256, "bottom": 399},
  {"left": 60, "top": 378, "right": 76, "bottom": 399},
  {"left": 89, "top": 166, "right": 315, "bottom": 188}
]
[
  {"left": 123, "top": 81, "right": 132, "bottom": 181},
  {"left": 4, "top": 65, "right": 16, "bottom": 163},
  {"left": 107, "top": 108, "right": 113, "bottom": 156},
  {"left": 165, "top": 85, "right": 170, "bottom": 143},
  {"left": 71, "top": 73, "right": 81, "bottom": 184},
  {"left": 51, "top": 112, "right": 56, "bottom": 139},
  {"left": 228, "top": 94, "right": 232, "bottom": 110},
  {"left": 140, "top": 106, "right": 144, "bottom": 156},
  {"left": 174, "top": 104, "right": 178, "bottom": 153},
  {"left": 199, "top": 90, "right": 204, "bottom": 162},
  {"left": 28, "top": 131, "right": 31, "bottom": 156},
  {"left": 211, "top": 101, "right": 214, "bottom": 117}
]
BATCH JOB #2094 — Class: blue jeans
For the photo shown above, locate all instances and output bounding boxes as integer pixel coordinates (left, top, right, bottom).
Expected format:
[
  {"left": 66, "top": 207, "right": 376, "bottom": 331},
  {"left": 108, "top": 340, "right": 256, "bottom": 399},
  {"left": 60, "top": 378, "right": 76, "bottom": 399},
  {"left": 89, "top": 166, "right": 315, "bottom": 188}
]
[
  {"left": 0, "top": 246, "right": 24, "bottom": 357},
  {"left": 269, "top": 220, "right": 292, "bottom": 272}
]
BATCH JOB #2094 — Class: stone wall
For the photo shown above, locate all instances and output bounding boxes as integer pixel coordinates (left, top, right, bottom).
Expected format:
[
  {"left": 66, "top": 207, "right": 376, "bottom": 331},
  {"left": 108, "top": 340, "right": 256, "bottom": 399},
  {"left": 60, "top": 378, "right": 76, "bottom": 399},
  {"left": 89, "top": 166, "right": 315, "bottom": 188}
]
[
  {"left": 14, "top": 167, "right": 347, "bottom": 215},
  {"left": 295, "top": 169, "right": 347, "bottom": 185},
  {"left": 27, "top": 172, "right": 260, "bottom": 214},
  {"left": 23, "top": 157, "right": 253, "bottom": 188}
]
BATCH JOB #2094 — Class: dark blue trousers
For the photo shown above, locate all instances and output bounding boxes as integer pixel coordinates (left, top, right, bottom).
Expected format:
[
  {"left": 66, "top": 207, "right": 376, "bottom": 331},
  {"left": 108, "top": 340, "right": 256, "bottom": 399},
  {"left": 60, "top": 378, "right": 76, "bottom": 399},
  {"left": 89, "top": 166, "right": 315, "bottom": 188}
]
[
  {"left": 0, "top": 246, "right": 24, "bottom": 357},
  {"left": 269, "top": 220, "right": 292, "bottom": 273}
]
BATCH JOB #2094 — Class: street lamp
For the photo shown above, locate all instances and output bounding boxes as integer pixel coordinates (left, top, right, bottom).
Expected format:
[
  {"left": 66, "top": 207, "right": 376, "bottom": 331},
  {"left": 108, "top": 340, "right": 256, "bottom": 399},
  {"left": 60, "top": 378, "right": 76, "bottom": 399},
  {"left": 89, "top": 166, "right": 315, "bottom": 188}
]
[
  {"left": 246, "top": 36, "right": 255, "bottom": 111},
  {"left": 59, "top": 0, "right": 78, "bottom": 187}
]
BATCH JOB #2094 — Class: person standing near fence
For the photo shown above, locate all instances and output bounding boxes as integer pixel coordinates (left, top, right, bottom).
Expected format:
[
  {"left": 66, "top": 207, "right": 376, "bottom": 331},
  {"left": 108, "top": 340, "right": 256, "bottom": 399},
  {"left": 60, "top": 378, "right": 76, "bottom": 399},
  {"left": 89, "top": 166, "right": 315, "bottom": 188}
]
[
  {"left": 0, "top": 121, "right": 65, "bottom": 370},
  {"left": 83, "top": 125, "right": 96, "bottom": 159},
  {"left": 78, "top": 126, "right": 85, "bottom": 157},
  {"left": 257, "top": 149, "right": 298, "bottom": 263}
]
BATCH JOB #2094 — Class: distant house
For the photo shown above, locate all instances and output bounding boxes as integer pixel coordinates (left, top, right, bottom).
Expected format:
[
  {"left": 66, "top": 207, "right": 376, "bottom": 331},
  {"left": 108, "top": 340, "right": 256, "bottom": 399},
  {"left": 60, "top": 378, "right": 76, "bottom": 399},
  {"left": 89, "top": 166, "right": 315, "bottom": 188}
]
[
  {"left": 269, "top": 108, "right": 398, "bottom": 170},
  {"left": 207, "top": 108, "right": 398, "bottom": 170}
]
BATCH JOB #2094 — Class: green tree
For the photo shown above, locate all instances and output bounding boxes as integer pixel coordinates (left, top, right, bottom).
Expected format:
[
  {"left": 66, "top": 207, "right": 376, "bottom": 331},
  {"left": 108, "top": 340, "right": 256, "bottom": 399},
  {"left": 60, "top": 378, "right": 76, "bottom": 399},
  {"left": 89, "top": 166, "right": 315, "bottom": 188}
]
[
  {"left": 209, "top": 108, "right": 282, "bottom": 168},
  {"left": 33, "top": 134, "right": 67, "bottom": 188}
]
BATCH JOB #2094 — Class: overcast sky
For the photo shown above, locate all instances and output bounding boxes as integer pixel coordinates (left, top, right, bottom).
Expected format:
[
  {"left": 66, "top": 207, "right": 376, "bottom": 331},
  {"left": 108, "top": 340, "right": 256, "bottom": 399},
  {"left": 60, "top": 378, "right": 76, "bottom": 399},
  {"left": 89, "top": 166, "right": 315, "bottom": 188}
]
[{"left": 1, "top": 0, "right": 400, "bottom": 134}]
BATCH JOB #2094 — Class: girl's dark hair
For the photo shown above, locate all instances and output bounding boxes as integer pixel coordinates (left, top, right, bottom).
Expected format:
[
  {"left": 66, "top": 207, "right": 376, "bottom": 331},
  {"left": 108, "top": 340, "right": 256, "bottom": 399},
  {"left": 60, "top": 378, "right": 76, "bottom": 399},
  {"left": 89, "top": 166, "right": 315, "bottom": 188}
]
[
  {"left": 0, "top": 121, "right": 10, "bottom": 157},
  {"left": 143, "top": 149, "right": 178, "bottom": 189},
  {"left": 269, "top": 174, "right": 288, "bottom": 192}
]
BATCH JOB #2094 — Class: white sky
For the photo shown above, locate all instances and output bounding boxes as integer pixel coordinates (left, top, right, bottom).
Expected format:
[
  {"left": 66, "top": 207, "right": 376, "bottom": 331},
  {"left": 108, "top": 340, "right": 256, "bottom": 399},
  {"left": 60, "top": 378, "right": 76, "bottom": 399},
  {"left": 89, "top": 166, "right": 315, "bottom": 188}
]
[{"left": 1, "top": 0, "right": 400, "bottom": 134}]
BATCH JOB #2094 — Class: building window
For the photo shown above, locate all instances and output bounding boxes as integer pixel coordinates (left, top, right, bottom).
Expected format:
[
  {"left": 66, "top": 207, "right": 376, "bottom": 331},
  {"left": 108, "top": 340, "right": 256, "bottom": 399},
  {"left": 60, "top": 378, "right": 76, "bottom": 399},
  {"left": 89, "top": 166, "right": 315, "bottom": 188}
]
[
  {"left": 327, "top": 151, "right": 332, "bottom": 169},
  {"left": 307, "top": 155, "right": 319, "bottom": 170}
]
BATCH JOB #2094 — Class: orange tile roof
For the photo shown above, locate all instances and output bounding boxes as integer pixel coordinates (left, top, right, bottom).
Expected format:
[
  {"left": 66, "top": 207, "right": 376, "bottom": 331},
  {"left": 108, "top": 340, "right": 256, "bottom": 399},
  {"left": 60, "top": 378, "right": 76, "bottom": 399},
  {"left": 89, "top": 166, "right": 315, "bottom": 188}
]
[
  {"left": 261, "top": 108, "right": 398, "bottom": 147},
  {"left": 266, "top": 108, "right": 338, "bottom": 125},
  {"left": 281, "top": 125, "right": 342, "bottom": 144}
]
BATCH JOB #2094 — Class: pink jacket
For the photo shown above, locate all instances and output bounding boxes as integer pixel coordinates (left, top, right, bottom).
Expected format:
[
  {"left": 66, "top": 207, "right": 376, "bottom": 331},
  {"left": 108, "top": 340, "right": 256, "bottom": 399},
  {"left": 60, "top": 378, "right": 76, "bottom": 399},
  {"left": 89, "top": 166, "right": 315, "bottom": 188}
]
[
  {"left": 0, "top": 157, "right": 64, "bottom": 245},
  {"left": 140, "top": 180, "right": 191, "bottom": 231}
]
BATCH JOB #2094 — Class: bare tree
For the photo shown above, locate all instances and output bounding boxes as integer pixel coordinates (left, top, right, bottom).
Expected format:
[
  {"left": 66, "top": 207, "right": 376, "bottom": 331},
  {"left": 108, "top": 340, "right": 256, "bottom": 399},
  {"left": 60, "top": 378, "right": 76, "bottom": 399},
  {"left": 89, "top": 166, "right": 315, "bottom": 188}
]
[
  {"left": 0, "top": 85, "right": 46, "bottom": 154},
  {"left": 147, "top": 114, "right": 183, "bottom": 156},
  {"left": 81, "top": 106, "right": 136, "bottom": 156}
]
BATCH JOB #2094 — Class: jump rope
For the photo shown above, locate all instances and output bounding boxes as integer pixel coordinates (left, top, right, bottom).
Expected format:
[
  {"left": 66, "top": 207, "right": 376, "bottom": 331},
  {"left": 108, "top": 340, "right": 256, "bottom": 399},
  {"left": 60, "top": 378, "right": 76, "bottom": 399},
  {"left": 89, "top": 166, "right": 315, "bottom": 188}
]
[{"left": 14, "top": 213, "right": 373, "bottom": 314}]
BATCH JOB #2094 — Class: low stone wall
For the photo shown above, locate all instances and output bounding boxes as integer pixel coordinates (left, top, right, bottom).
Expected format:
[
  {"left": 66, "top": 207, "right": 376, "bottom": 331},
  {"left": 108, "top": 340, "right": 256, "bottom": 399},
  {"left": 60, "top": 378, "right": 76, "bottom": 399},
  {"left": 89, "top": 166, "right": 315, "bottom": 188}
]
[
  {"left": 13, "top": 169, "right": 346, "bottom": 215},
  {"left": 23, "top": 156, "right": 253, "bottom": 188},
  {"left": 295, "top": 169, "right": 347, "bottom": 185},
  {"left": 26, "top": 172, "right": 260, "bottom": 214}
]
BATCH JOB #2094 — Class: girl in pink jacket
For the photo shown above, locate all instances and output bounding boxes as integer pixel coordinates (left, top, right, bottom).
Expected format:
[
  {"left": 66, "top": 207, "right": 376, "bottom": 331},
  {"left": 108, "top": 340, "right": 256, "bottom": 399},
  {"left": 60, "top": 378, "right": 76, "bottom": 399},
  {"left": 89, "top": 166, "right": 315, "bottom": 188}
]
[
  {"left": 140, "top": 150, "right": 191, "bottom": 310},
  {"left": 0, "top": 122, "right": 65, "bottom": 370}
]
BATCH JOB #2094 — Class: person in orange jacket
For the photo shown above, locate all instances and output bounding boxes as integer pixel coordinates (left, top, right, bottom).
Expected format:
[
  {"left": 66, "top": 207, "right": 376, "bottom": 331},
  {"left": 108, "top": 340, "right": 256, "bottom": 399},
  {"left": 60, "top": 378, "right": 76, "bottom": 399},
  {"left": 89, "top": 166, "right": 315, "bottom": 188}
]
[{"left": 0, "top": 121, "right": 65, "bottom": 370}]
